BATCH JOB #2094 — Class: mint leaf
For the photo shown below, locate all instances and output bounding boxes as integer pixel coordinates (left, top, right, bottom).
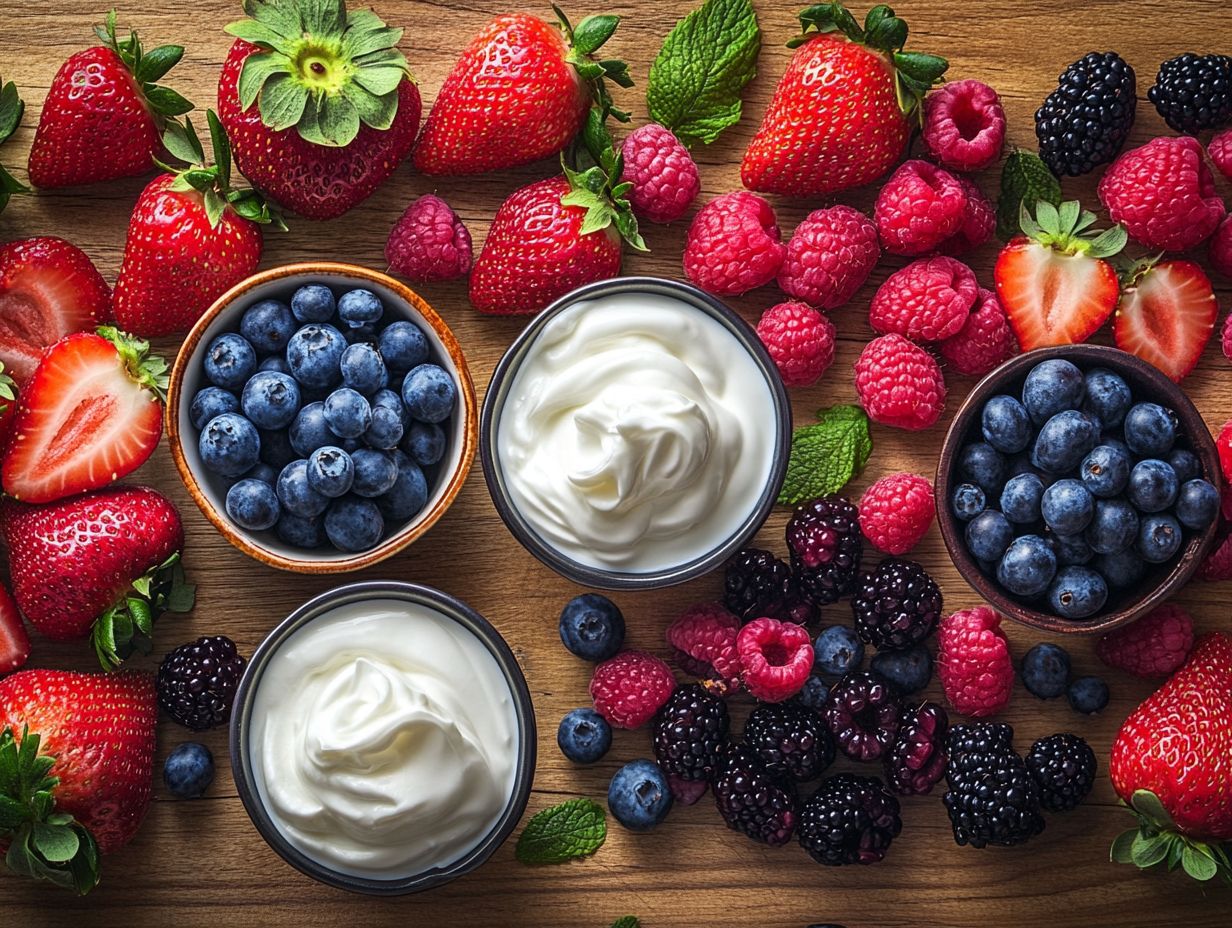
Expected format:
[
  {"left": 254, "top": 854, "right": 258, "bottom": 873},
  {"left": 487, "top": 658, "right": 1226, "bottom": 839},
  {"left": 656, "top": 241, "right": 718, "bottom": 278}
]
[
  {"left": 646, "top": 0, "right": 760, "bottom": 146},
  {"left": 515, "top": 798, "right": 606, "bottom": 864},
  {"left": 610, "top": 919, "right": 640, "bottom": 928},
  {"left": 997, "top": 150, "right": 1062, "bottom": 241},
  {"left": 778, "top": 405, "right": 872, "bottom": 505}
]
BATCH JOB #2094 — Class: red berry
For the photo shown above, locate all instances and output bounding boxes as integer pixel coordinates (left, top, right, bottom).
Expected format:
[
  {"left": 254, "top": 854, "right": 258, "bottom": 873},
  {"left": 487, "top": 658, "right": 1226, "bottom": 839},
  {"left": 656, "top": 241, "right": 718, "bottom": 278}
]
[
  {"left": 385, "top": 194, "right": 472, "bottom": 283},
  {"left": 874, "top": 160, "right": 968, "bottom": 257},
  {"left": 939, "top": 288, "right": 1019, "bottom": 377},
  {"left": 922, "top": 79, "right": 1006, "bottom": 172},
  {"left": 1210, "top": 128, "right": 1232, "bottom": 182},
  {"left": 1200, "top": 522, "right": 1232, "bottom": 582},
  {"left": 776, "top": 205, "right": 880, "bottom": 309},
  {"left": 665, "top": 602, "right": 743, "bottom": 687},
  {"left": 858, "top": 473, "right": 936, "bottom": 555},
  {"left": 937, "top": 606, "right": 1013, "bottom": 718},
  {"left": 1218, "top": 419, "right": 1232, "bottom": 485},
  {"left": 756, "top": 301, "right": 836, "bottom": 388},
  {"left": 683, "top": 191, "right": 785, "bottom": 296},
  {"left": 854, "top": 335, "right": 947, "bottom": 431},
  {"left": 589, "top": 650, "right": 677, "bottom": 729},
  {"left": 620, "top": 123, "right": 700, "bottom": 224},
  {"left": 736, "top": 618, "right": 813, "bottom": 703},
  {"left": 869, "top": 256, "right": 978, "bottom": 342},
  {"left": 1210, "top": 215, "right": 1232, "bottom": 280},
  {"left": 1222, "top": 312, "right": 1232, "bottom": 364},
  {"left": 939, "top": 177, "right": 996, "bottom": 256},
  {"left": 1097, "top": 604, "right": 1195, "bottom": 678}
]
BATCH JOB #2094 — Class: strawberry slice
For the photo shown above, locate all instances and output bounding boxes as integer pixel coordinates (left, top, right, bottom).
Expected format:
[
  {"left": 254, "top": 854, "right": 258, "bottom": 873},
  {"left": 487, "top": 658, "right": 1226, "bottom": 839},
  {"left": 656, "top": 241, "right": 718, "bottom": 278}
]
[
  {"left": 0, "top": 581, "right": 30, "bottom": 674},
  {"left": 0, "top": 237, "right": 111, "bottom": 384},
  {"left": 2, "top": 327, "right": 166, "bottom": 503},
  {"left": 994, "top": 200, "right": 1127, "bottom": 350},
  {"left": 1115, "top": 259, "right": 1217, "bottom": 383}
]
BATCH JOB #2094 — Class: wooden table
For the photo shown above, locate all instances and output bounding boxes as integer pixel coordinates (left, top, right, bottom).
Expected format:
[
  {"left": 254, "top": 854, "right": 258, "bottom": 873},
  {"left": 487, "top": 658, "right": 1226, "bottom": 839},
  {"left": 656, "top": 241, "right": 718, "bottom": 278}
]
[{"left": 2, "top": 1, "right": 1230, "bottom": 925}]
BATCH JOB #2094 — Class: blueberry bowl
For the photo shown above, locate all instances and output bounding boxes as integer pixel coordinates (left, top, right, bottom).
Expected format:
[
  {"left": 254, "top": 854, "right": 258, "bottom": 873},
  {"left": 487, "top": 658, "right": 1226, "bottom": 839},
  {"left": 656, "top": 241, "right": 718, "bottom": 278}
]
[
  {"left": 935, "top": 345, "right": 1220, "bottom": 635},
  {"left": 167, "top": 263, "right": 477, "bottom": 573}
]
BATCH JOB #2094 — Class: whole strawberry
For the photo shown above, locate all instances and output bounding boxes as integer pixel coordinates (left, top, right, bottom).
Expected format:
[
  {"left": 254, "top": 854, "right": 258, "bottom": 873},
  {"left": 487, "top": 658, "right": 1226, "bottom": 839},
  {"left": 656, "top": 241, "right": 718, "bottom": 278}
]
[
  {"left": 219, "top": 0, "right": 421, "bottom": 219},
  {"left": 1, "top": 486, "right": 193, "bottom": 671},
  {"left": 27, "top": 11, "right": 192, "bottom": 189},
  {"left": 741, "top": 3, "right": 947, "bottom": 198}
]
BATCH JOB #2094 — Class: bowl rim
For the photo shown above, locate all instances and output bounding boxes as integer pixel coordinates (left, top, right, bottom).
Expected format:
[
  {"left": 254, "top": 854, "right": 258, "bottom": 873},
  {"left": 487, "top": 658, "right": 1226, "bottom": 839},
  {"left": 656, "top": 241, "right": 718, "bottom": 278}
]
[
  {"left": 935, "top": 344, "right": 1220, "bottom": 635},
  {"left": 228, "top": 580, "right": 537, "bottom": 895},
  {"left": 167, "top": 262, "right": 478, "bottom": 573},
  {"left": 478, "top": 275, "right": 792, "bottom": 590}
]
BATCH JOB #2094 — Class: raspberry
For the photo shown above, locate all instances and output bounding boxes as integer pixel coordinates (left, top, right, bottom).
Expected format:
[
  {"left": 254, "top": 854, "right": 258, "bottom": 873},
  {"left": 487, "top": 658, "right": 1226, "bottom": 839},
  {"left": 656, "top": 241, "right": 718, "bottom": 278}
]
[
  {"left": 786, "top": 496, "right": 863, "bottom": 605},
  {"left": 1210, "top": 215, "right": 1232, "bottom": 280},
  {"left": 822, "top": 671, "right": 903, "bottom": 762},
  {"left": 922, "top": 79, "right": 1007, "bottom": 172},
  {"left": 873, "top": 160, "right": 968, "bottom": 257},
  {"left": 854, "top": 335, "right": 947, "bottom": 431},
  {"left": 665, "top": 602, "right": 742, "bottom": 686},
  {"left": 589, "top": 650, "right": 677, "bottom": 729},
  {"left": 869, "top": 256, "right": 978, "bottom": 343},
  {"left": 777, "top": 205, "right": 880, "bottom": 309},
  {"left": 884, "top": 701, "right": 949, "bottom": 796},
  {"left": 756, "top": 301, "right": 836, "bottom": 388},
  {"left": 1097, "top": 136, "right": 1226, "bottom": 252},
  {"left": 1200, "top": 523, "right": 1232, "bottom": 581},
  {"left": 939, "top": 177, "right": 995, "bottom": 256},
  {"left": 858, "top": 473, "right": 936, "bottom": 555},
  {"left": 938, "top": 289, "right": 1018, "bottom": 377},
  {"left": 1096, "top": 603, "right": 1195, "bottom": 678},
  {"left": 736, "top": 618, "right": 814, "bottom": 702},
  {"left": 620, "top": 123, "right": 701, "bottom": 224},
  {"left": 1211, "top": 129, "right": 1232, "bottom": 181},
  {"left": 937, "top": 606, "right": 1014, "bottom": 717},
  {"left": 1219, "top": 419, "right": 1232, "bottom": 484},
  {"left": 384, "top": 194, "right": 472, "bottom": 283},
  {"left": 682, "top": 191, "right": 785, "bottom": 295}
]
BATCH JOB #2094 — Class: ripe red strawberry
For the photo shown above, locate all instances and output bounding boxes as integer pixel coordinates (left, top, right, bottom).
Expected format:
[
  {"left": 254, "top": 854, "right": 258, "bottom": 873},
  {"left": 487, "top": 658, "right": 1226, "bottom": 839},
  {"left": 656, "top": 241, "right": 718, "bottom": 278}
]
[
  {"left": 0, "top": 670, "right": 157, "bottom": 893},
  {"left": 0, "top": 581, "right": 30, "bottom": 674},
  {"left": 1115, "top": 259, "right": 1217, "bottom": 383},
  {"left": 413, "top": 9, "right": 629, "bottom": 176},
  {"left": 218, "top": 1, "right": 421, "bottom": 219},
  {"left": 27, "top": 12, "right": 192, "bottom": 189},
  {"left": 995, "top": 200, "right": 1127, "bottom": 350},
  {"left": 1110, "top": 633, "right": 1232, "bottom": 883},
  {"left": 2, "top": 328, "right": 166, "bottom": 505},
  {"left": 0, "top": 237, "right": 111, "bottom": 384},
  {"left": 0, "top": 486, "right": 191, "bottom": 671},
  {"left": 741, "top": 4, "right": 947, "bottom": 198}
]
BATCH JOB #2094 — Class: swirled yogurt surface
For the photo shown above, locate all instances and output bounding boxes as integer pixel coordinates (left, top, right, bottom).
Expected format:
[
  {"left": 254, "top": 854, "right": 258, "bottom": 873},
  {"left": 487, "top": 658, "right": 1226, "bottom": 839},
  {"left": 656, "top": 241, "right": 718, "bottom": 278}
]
[
  {"left": 496, "top": 291, "right": 777, "bottom": 572},
  {"left": 248, "top": 599, "right": 519, "bottom": 879}
]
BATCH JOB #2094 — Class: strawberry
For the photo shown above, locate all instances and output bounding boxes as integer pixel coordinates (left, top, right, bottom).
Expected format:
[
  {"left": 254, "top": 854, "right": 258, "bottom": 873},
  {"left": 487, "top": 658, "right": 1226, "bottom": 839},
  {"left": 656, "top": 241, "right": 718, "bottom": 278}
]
[
  {"left": 740, "top": 3, "right": 947, "bottom": 198},
  {"left": 0, "top": 237, "right": 111, "bottom": 384},
  {"left": 1110, "top": 633, "right": 1232, "bottom": 884},
  {"left": 0, "top": 581, "right": 30, "bottom": 674},
  {"left": 413, "top": 8, "right": 631, "bottom": 176},
  {"left": 0, "top": 76, "right": 27, "bottom": 214},
  {"left": 218, "top": 0, "right": 421, "bottom": 220},
  {"left": 27, "top": 11, "right": 192, "bottom": 190},
  {"left": 1115, "top": 259, "right": 1218, "bottom": 383},
  {"left": 0, "top": 670, "right": 157, "bottom": 893},
  {"left": 995, "top": 200, "right": 1127, "bottom": 350},
  {"left": 2, "top": 327, "right": 167, "bottom": 505}
]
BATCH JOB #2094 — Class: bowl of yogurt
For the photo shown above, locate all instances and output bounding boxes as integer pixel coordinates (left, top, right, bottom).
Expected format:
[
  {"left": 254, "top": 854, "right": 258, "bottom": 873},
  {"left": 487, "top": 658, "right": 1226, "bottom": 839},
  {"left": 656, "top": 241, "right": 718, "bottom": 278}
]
[
  {"left": 230, "top": 581, "right": 535, "bottom": 894},
  {"left": 481, "top": 277, "right": 791, "bottom": 588}
]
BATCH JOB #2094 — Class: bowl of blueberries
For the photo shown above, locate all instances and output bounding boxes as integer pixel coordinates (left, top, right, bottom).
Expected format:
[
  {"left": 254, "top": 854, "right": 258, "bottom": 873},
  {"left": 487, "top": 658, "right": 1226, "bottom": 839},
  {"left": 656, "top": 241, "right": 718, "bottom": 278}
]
[
  {"left": 936, "top": 345, "right": 1221, "bottom": 635},
  {"left": 168, "top": 262, "right": 477, "bottom": 572}
]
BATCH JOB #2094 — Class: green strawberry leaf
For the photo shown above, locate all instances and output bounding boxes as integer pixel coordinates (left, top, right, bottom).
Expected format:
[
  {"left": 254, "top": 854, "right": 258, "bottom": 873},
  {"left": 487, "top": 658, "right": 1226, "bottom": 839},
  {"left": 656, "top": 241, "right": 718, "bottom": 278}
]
[
  {"left": 1130, "top": 789, "right": 1176, "bottom": 830},
  {"left": 997, "top": 150, "right": 1062, "bottom": 241},
  {"left": 1131, "top": 832, "right": 1171, "bottom": 869},
  {"left": 515, "top": 798, "right": 606, "bottom": 865},
  {"left": 1110, "top": 828, "right": 1138, "bottom": 864},
  {"left": 1182, "top": 844, "right": 1220, "bottom": 882},
  {"left": 31, "top": 823, "right": 79, "bottom": 864},
  {"left": 778, "top": 405, "right": 872, "bottom": 505},
  {"left": 572, "top": 15, "right": 621, "bottom": 56},
  {"left": 610, "top": 919, "right": 640, "bottom": 928}
]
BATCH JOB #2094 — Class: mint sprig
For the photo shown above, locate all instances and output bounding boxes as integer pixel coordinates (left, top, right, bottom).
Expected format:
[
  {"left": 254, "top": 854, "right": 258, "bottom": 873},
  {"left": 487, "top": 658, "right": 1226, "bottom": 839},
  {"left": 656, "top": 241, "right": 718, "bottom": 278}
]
[
  {"left": 515, "top": 798, "right": 607, "bottom": 864},
  {"left": 996, "top": 150, "right": 1062, "bottom": 241},
  {"left": 778, "top": 405, "right": 872, "bottom": 505}
]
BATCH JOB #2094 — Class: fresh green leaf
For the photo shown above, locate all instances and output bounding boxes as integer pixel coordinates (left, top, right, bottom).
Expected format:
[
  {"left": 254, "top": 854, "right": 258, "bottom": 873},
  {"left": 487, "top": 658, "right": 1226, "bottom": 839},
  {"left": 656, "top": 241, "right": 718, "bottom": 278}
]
[
  {"left": 207, "top": 110, "right": 231, "bottom": 189},
  {"left": 259, "top": 74, "right": 310, "bottom": 132},
  {"left": 162, "top": 118, "right": 205, "bottom": 165},
  {"left": 143, "top": 85, "right": 194, "bottom": 118},
  {"left": 1182, "top": 844, "right": 1220, "bottom": 881},
  {"left": 515, "top": 798, "right": 606, "bottom": 864},
  {"left": 1131, "top": 790, "right": 1175, "bottom": 829},
  {"left": 1087, "top": 224, "right": 1129, "bottom": 259},
  {"left": 134, "top": 44, "right": 184, "bottom": 85},
  {"left": 997, "top": 150, "right": 1062, "bottom": 241},
  {"left": 223, "top": 18, "right": 288, "bottom": 50},
  {"left": 236, "top": 52, "right": 289, "bottom": 112},
  {"left": 308, "top": 94, "right": 360, "bottom": 147},
  {"left": 1131, "top": 832, "right": 1170, "bottom": 869},
  {"left": 610, "top": 919, "right": 640, "bottom": 928},
  {"left": 342, "top": 82, "right": 398, "bottom": 131},
  {"left": 571, "top": 15, "right": 620, "bottom": 56},
  {"left": 0, "top": 794, "right": 27, "bottom": 830},
  {"left": 778, "top": 405, "right": 872, "bottom": 505},
  {"left": 1110, "top": 828, "right": 1138, "bottom": 864},
  {"left": 0, "top": 80, "right": 25, "bottom": 142},
  {"left": 351, "top": 64, "right": 407, "bottom": 98},
  {"left": 31, "top": 823, "right": 79, "bottom": 863}
]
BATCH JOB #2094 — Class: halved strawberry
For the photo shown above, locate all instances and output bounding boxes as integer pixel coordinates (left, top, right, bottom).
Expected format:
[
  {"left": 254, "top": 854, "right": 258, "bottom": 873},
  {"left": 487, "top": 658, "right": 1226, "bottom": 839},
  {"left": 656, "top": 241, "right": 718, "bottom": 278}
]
[
  {"left": 2, "top": 327, "right": 166, "bottom": 504},
  {"left": 1115, "top": 259, "right": 1217, "bottom": 383},
  {"left": 994, "top": 200, "right": 1127, "bottom": 350},
  {"left": 0, "top": 237, "right": 111, "bottom": 384},
  {"left": 0, "top": 581, "right": 30, "bottom": 674}
]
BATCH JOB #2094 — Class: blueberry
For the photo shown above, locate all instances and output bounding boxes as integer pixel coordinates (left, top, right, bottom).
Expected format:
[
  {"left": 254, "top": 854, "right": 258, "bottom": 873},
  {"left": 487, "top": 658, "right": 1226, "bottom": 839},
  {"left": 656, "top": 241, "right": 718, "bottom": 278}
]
[
  {"left": 997, "top": 534, "right": 1057, "bottom": 597},
  {"left": 306, "top": 446, "right": 354, "bottom": 498},
  {"left": 1022, "top": 359, "right": 1085, "bottom": 425},
  {"left": 344, "top": 322, "right": 380, "bottom": 346},
  {"left": 199, "top": 412, "right": 260, "bottom": 477},
  {"left": 1080, "top": 368, "right": 1132, "bottom": 429},
  {"left": 1176, "top": 478, "right": 1220, "bottom": 530},
  {"left": 981, "top": 395, "right": 1032, "bottom": 453},
  {"left": 1085, "top": 498, "right": 1139, "bottom": 555},
  {"left": 1049, "top": 530, "right": 1093, "bottom": 566},
  {"left": 350, "top": 448, "right": 398, "bottom": 497},
  {"left": 323, "top": 495, "right": 385, "bottom": 552},
  {"left": 289, "top": 401, "right": 333, "bottom": 456},
  {"left": 797, "top": 675, "right": 830, "bottom": 710},
  {"left": 966, "top": 510, "right": 1015, "bottom": 562},
  {"left": 244, "top": 462, "right": 278, "bottom": 485},
  {"left": 189, "top": 386, "right": 239, "bottom": 431},
  {"left": 402, "top": 363, "right": 456, "bottom": 424},
  {"left": 1048, "top": 566, "right": 1108, "bottom": 619},
  {"left": 958, "top": 442, "right": 1007, "bottom": 495},
  {"left": 277, "top": 459, "right": 329, "bottom": 518},
  {"left": 951, "top": 483, "right": 986, "bottom": 521},
  {"left": 379, "top": 320, "right": 429, "bottom": 372},
  {"left": 812, "top": 625, "right": 864, "bottom": 681},
  {"left": 340, "top": 342, "right": 387, "bottom": 396},
  {"left": 376, "top": 450, "right": 428, "bottom": 521},
  {"left": 323, "top": 387, "right": 372, "bottom": 439},
  {"left": 1031, "top": 410, "right": 1099, "bottom": 474},
  {"left": 257, "top": 427, "right": 297, "bottom": 471},
  {"left": 869, "top": 645, "right": 932, "bottom": 695},
  {"left": 203, "top": 333, "right": 257, "bottom": 390},
  {"left": 1124, "top": 403, "right": 1177, "bottom": 458},
  {"left": 558, "top": 593, "right": 625, "bottom": 662},
  {"left": 1001, "top": 473, "right": 1045, "bottom": 524},
  {"left": 225, "top": 478, "right": 280, "bottom": 531},
  {"left": 286, "top": 323, "right": 346, "bottom": 389},
  {"left": 557, "top": 708, "right": 612, "bottom": 764},
  {"left": 371, "top": 387, "right": 409, "bottom": 425},
  {"left": 1137, "top": 513, "right": 1182, "bottom": 563},
  {"left": 365, "top": 404, "right": 404, "bottom": 450},
  {"left": 163, "top": 742, "right": 215, "bottom": 799},
  {"left": 1041, "top": 479, "right": 1094, "bottom": 535},
  {"left": 1080, "top": 444, "right": 1131, "bottom": 498},
  {"left": 290, "top": 284, "right": 336, "bottom": 323},
  {"left": 607, "top": 759, "right": 672, "bottom": 832},
  {"left": 1167, "top": 449, "right": 1202, "bottom": 484},
  {"left": 403, "top": 420, "right": 446, "bottom": 467},
  {"left": 239, "top": 299, "right": 296, "bottom": 354},
  {"left": 336, "top": 288, "right": 384, "bottom": 329},
  {"left": 1067, "top": 675, "right": 1109, "bottom": 714},
  {"left": 1127, "top": 459, "right": 1179, "bottom": 513},
  {"left": 258, "top": 354, "right": 291, "bottom": 375},
  {"left": 240, "top": 370, "right": 301, "bottom": 430},
  {"left": 275, "top": 512, "right": 325, "bottom": 548},
  {"left": 1020, "top": 642, "right": 1071, "bottom": 699},
  {"left": 1096, "top": 549, "right": 1145, "bottom": 590}
]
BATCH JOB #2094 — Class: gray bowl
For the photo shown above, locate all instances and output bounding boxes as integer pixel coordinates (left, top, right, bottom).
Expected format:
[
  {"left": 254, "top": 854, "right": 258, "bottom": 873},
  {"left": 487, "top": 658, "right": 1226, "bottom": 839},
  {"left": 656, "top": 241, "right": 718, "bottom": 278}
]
[
  {"left": 480, "top": 276, "right": 792, "bottom": 590},
  {"left": 229, "top": 581, "right": 536, "bottom": 894}
]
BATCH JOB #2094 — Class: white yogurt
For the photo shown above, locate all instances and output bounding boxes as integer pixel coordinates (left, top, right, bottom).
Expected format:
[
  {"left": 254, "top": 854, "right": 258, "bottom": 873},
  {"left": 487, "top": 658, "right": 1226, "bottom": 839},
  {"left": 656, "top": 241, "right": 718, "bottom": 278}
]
[
  {"left": 496, "top": 291, "right": 777, "bottom": 572},
  {"left": 248, "top": 599, "right": 519, "bottom": 879}
]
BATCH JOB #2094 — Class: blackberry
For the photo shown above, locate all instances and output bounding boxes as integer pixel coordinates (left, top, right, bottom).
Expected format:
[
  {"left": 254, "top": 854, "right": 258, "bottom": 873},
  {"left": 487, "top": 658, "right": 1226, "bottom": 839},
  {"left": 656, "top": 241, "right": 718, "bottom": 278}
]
[
  {"left": 943, "top": 727, "right": 1045, "bottom": 848},
  {"left": 1026, "top": 733, "right": 1097, "bottom": 812},
  {"left": 884, "top": 702, "right": 949, "bottom": 796},
  {"left": 712, "top": 743, "right": 798, "bottom": 846},
  {"left": 786, "top": 496, "right": 863, "bottom": 606},
  {"left": 744, "top": 703, "right": 835, "bottom": 783},
  {"left": 1035, "top": 52, "right": 1136, "bottom": 176},
  {"left": 797, "top": 773, "right": 902, "bottom": 866},
  {"left": 723, "top": 548, "right": 816, "bottom": 625},
  {"left": 948, "top": 722, "right": 1016, "bottom": 759},
  {"left": 651, "top": 684, "right": 730, "bottom": 782},
  {"left": 850, "top": 558, "right": 942, "bottom": 650},
  {"left": 156, "top": 636, "right": 247, "bottom": 731},
  {"left": 1148, "top": 53, "right": 1232, "bottom": 133},
  {"left": 822, "top": 671, "right": 902, "bottom": 762}
]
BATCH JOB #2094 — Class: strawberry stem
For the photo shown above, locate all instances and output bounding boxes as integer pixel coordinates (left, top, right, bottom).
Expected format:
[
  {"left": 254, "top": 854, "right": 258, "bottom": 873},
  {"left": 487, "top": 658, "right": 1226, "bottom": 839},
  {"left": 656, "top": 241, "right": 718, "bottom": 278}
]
[
  {"left": 560, "top": 106, "right": 646, "bottom": 252},
  {"left": 1018, "top": 199, "right": 1128, "bottom": 258},
  {"left": 1111, "top": 790, "right": 1232, "bottom": 885},
  {"left": 95, "top": 326, "right": 170, "bottom": 401},
  {"left": 91, "top": 553, "right": 194, "bottom": 673},
  {"left": 554, "top": 4, "right": 633, "bottom": 122},
  {"left": 95, "top": 8, "right": 194, "bottom": 122}
]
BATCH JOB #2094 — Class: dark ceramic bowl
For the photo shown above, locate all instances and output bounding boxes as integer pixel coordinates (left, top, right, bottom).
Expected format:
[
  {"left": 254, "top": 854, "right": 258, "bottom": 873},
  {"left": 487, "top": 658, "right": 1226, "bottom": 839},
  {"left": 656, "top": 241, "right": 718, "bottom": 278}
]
[
  {"left": 936, "top": 345, "right": 1220, "bottom": 635},
  {"left": 230, "top": 581, "right": 536, "bottom": 894},
  {"left": 480, "top": 276, "right": 792, "bottom": 590}
]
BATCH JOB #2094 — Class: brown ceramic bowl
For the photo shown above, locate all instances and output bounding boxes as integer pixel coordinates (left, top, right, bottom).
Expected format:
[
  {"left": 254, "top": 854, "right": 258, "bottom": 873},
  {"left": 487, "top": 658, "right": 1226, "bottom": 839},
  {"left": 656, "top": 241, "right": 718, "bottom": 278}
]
[
  {"left": 168, "top": 263, "right": 477, "bottom": 573},
  {"left": 935, "top": 345, "right": 1219, "bottom": 635}
]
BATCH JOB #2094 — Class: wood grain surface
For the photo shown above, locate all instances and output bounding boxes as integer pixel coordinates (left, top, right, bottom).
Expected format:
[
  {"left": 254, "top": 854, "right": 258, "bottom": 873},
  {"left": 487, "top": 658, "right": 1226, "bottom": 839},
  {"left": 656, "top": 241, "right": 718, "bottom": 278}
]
[{"left": 1, "top": 1, "right": 1230, "bottom": 925}]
